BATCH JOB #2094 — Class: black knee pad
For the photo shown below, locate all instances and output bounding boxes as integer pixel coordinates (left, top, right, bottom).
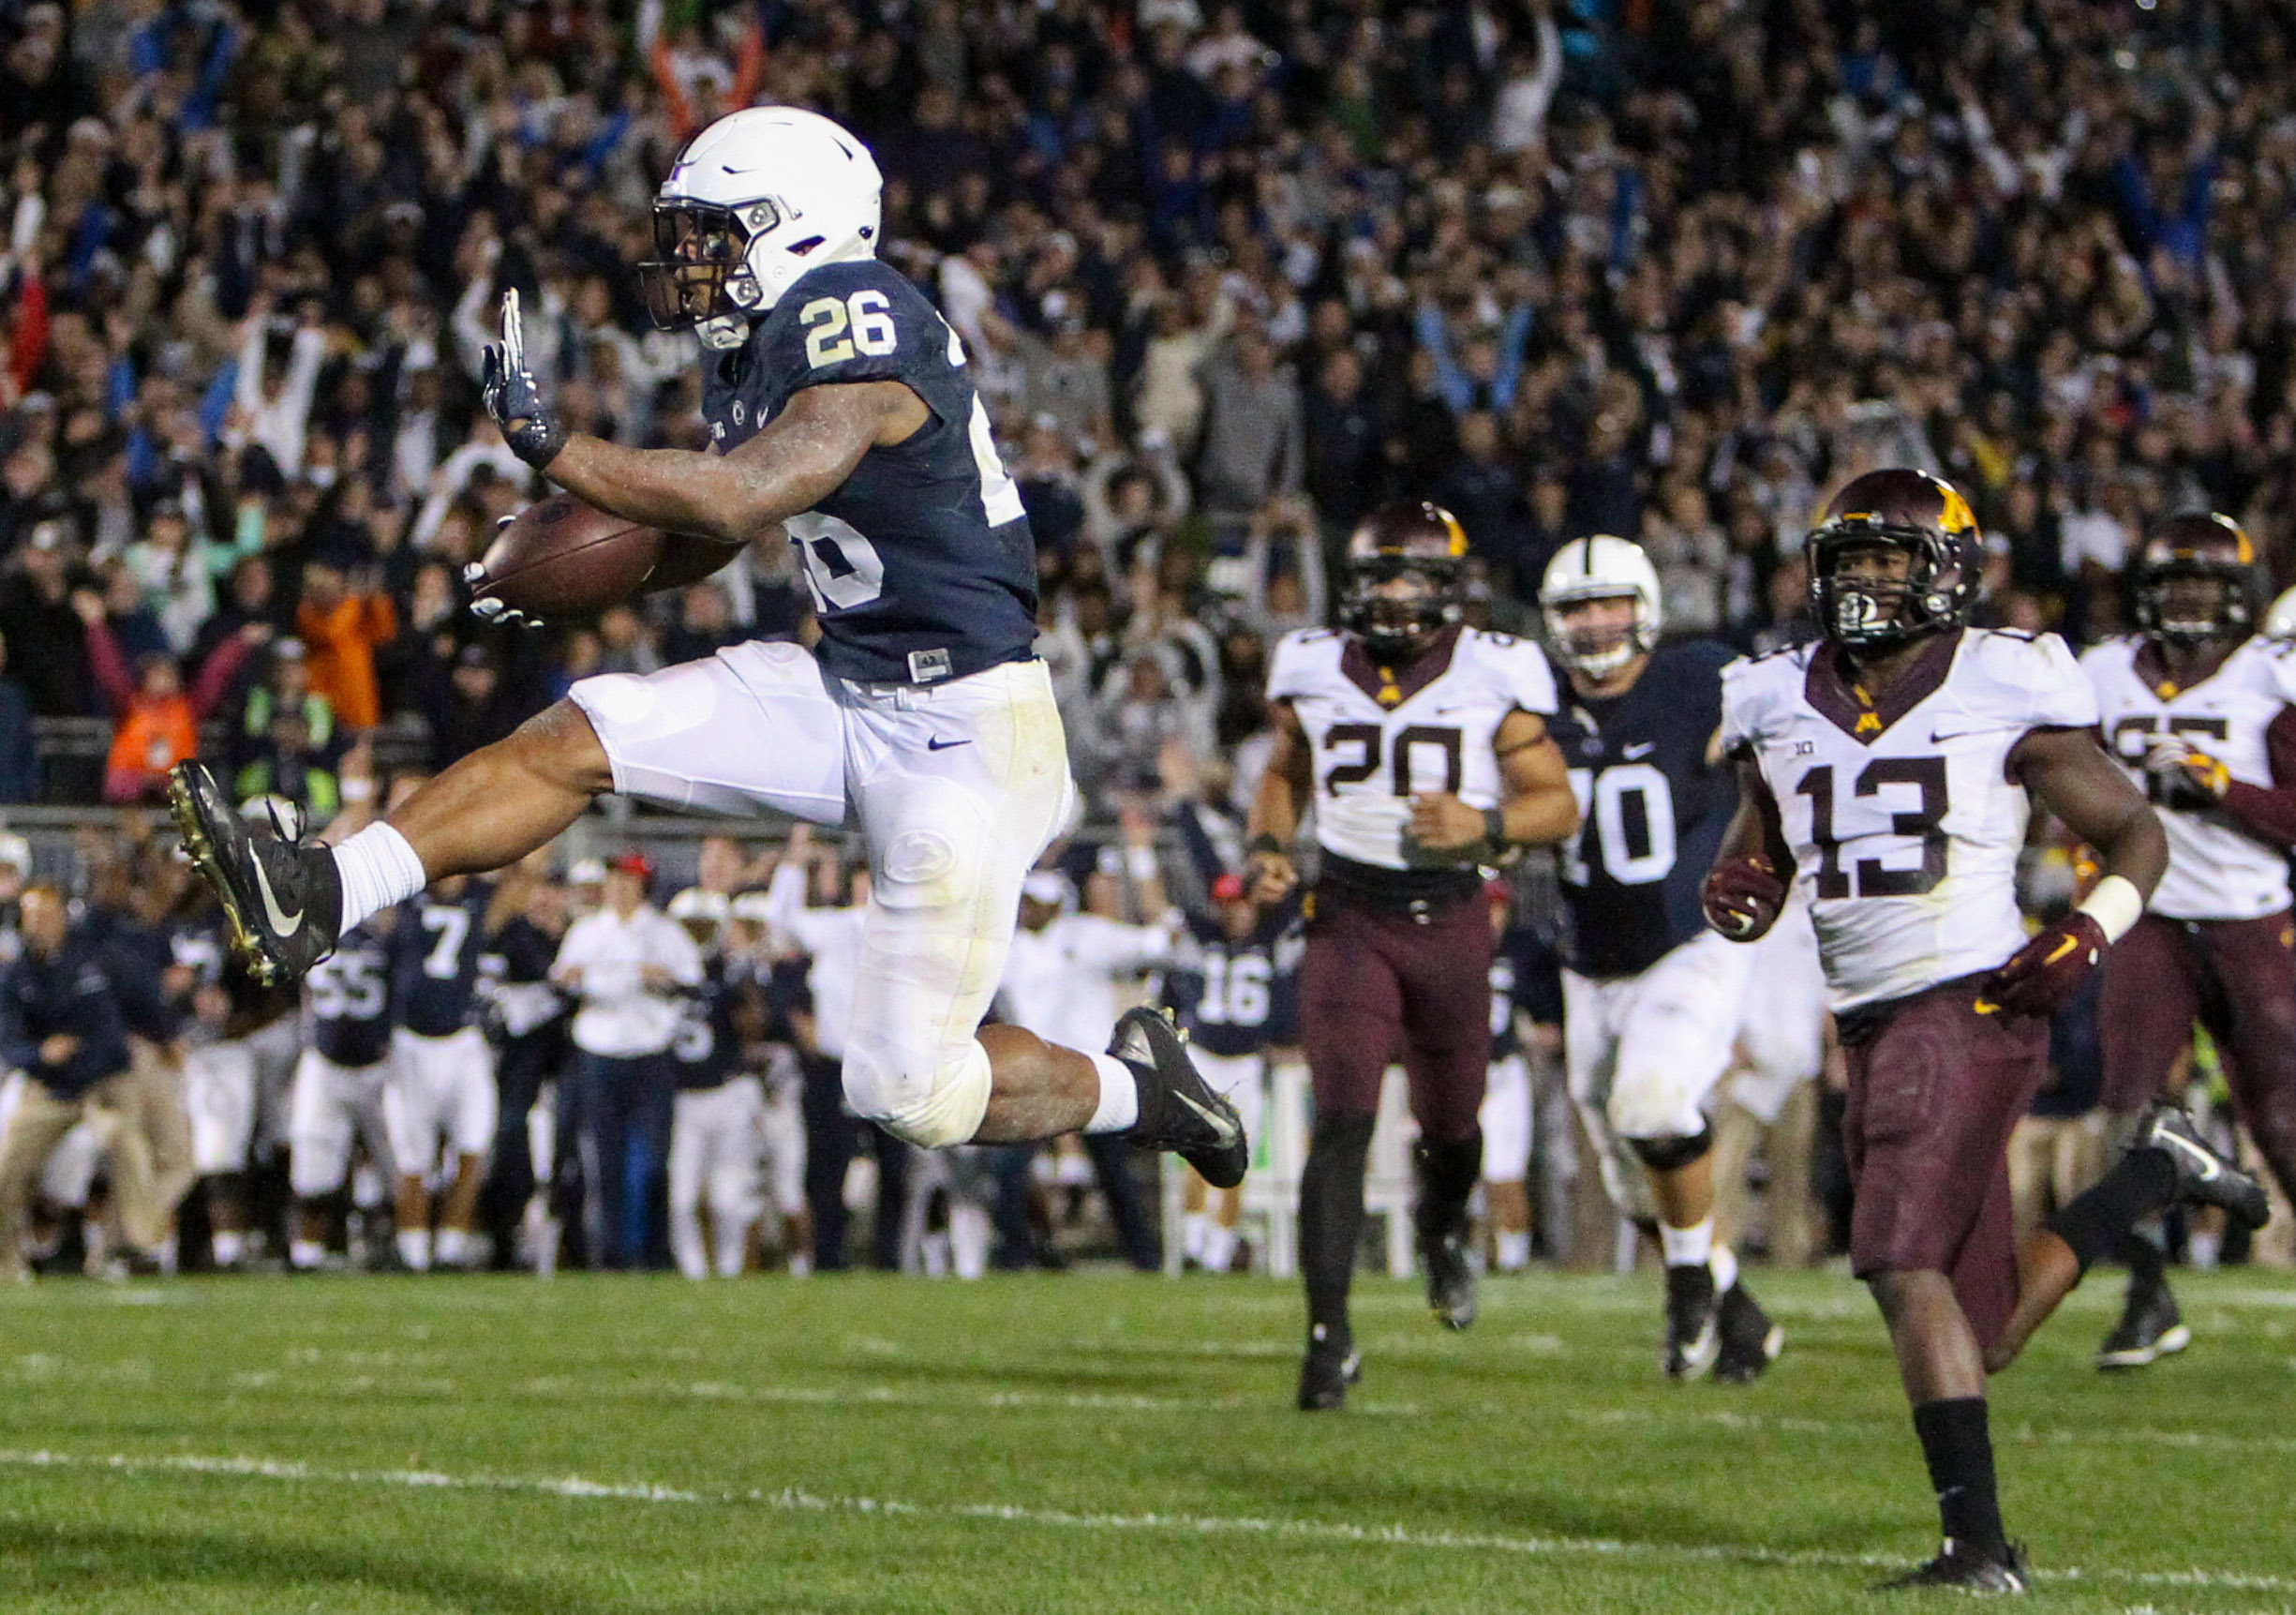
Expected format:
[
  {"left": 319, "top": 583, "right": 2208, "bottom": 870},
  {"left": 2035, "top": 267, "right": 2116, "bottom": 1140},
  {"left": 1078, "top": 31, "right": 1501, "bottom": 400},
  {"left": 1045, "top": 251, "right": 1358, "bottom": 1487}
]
[{"left": 1630, "top": 1125, "right": 1713, "bottom": 1174}]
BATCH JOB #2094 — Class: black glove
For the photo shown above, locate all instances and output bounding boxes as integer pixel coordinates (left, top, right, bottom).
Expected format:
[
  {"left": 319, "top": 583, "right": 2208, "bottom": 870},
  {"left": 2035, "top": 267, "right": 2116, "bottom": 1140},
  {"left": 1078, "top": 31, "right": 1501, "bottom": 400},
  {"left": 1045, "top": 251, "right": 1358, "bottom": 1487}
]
[{"left": 481, "top": 288, "right": 568, "bottom": 471}]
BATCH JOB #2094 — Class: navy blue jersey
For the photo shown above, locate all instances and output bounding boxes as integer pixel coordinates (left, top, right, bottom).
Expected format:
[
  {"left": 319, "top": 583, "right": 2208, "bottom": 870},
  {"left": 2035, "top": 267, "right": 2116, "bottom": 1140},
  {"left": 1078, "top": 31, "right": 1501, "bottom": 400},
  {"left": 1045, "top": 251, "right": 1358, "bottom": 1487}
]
[
  {"left": 1164, "top": 904, "right": 1303, "bottom": 1059},
  {"left": 672, "top": 954, "right": 751, "bottom": 1091},
  {"left": 87, "top": 909, "right": 186, "bottom": 1043},
  {"left": 307, "top": 925, "right": 393, "bottom": 1068},
  {"left": 702, "top": 259, "right": 1037, "bottom": 686},
  {"left": 1545, "top": 640, "right": 1739, "bottom": 979},
  {"left": 391, "top": 885, "right": 493, "bottom": 1038}
]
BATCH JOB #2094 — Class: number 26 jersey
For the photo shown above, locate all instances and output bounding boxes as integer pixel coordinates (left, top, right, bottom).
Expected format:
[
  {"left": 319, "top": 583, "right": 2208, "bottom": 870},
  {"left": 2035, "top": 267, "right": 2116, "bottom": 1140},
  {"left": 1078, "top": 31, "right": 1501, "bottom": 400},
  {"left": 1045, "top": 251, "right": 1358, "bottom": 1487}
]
[
  {"left": 1720, "top": 628, "right": 2096, "bottom": 1010},
  {"left": 1267, "top": 624, "right": 1558, "bottom": 873}
]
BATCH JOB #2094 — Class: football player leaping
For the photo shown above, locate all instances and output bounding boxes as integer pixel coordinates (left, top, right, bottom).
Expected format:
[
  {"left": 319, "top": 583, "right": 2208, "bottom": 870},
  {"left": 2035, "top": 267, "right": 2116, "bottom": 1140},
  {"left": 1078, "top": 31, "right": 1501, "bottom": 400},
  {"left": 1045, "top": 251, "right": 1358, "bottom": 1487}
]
[
  {"left": 1248, "top": 501, "right": 1578, "bottom": 1412},
  {"left": 165, "top": 109, "right": 1246, "bottom": 1203},
  {"left": 2081, "top": 513, "right": 2296, "bottom": 1368},
  {"left": 1705, "top": 471, "right": 2269, "bottom": 1590},
  {"left": 1536, "top": 535, "right": 1782, "bottom": 1383}
]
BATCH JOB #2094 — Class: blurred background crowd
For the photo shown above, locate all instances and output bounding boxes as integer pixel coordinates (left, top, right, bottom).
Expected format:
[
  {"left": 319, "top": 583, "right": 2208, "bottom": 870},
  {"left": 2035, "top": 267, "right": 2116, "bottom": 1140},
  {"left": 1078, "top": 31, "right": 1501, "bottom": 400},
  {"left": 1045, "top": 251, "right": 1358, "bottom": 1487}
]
[{"left": 2, "top": 0, "right": 2294, "bottom": 1276}]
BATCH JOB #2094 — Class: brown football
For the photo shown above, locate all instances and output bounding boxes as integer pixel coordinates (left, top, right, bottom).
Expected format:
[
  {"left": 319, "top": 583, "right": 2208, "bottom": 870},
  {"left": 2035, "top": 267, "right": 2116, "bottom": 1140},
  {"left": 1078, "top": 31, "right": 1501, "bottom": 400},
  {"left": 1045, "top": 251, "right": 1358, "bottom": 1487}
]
[{"left": 473, "top": 497, "right": 743, "bottom": 619}]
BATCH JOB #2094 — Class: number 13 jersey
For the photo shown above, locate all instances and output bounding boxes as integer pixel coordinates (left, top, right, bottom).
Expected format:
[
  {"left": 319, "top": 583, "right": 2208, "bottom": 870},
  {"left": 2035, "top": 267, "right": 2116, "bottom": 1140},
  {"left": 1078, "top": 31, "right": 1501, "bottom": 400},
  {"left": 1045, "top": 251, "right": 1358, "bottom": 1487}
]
[
  {"left": 1268, "top": 623, "right": 1558, "bottom": 875},
  {"left": 1720, "top": 628, "right": 2096, "bottom": 1009}
]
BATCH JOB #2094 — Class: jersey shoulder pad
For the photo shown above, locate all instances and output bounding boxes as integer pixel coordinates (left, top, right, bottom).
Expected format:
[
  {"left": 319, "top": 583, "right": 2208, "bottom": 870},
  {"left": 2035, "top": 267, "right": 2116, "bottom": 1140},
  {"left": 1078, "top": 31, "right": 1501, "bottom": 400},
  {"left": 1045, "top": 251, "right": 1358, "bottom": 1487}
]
[
  {"left": 2229, "top": 634, "right": 2296, "bottom": 705},
  {"left": 2075, "top": 634, "right": 2139, "bottom": 676},
  {"left": 1962, "top": 628, "right": 2098, "bottom": 729},
  {"left": 1267, "top": 627, "right": 1343, "bottom": 700},
  {"left": 1462, "top": 627, "right": 1558, "bottom": 715},
  {"left": 756, "top": 259, "right": 953, "bottom": 400},
  {"left": 1718, "top": 641, "right": 1811, "bottom": 750}
]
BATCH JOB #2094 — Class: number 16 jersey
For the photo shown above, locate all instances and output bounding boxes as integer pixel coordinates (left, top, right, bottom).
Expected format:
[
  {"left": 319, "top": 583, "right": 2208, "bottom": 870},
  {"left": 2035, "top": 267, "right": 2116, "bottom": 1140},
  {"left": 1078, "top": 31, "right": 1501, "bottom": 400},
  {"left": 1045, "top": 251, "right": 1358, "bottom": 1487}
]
[{"left": 1720, "top": 628, "right": 2096, "bottom": 1009}]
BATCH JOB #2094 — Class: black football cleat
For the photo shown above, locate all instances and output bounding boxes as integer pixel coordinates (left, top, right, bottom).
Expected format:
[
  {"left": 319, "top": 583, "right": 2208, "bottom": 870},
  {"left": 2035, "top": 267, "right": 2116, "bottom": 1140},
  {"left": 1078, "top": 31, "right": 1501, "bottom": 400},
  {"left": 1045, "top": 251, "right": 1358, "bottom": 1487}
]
[
  {"left": 1662, "top": 1263, "right": 1721, "bottom": 1381},
  {"left": 1880, "top": 1540, "right": 2030, "bottom": 1593},
  {"left": 1297, "top": 1324, "right": 1361, "bottom": 1412},
  {"left": 2096, "top": 1272, "right": 2190, "bottom": 1370},
  {"left": 1110, "top": 1008, "right": 1248, "bottom": 1189},
  {"left": 168, "top": 760, "right": 343, "bottom": 987},
  {"left": 1421, "top": 1226, "right": 1477, "bottom": 1331},
  {"left": 1712, "top": 1283, "right": 1784, "bottom": 1384},
  {"left": 2139, "top": 1103, "right": 2270, "bottom": 1230}
]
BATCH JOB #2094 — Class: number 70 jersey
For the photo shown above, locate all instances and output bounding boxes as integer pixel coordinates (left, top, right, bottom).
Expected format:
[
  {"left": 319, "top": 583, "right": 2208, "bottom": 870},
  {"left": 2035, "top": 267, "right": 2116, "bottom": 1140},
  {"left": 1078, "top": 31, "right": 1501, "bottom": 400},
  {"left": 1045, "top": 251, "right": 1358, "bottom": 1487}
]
[{"left": 1719, "top": 629, "right": 2097, "bottom": 1009}]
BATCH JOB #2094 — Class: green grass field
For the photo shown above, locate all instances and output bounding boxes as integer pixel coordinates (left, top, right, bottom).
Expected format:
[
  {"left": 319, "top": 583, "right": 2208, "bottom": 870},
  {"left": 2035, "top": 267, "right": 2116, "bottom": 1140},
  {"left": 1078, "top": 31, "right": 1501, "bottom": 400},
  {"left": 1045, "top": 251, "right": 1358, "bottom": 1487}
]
[{"left": 0, "top": 1267, "right": 2290, "bottom": 1613}]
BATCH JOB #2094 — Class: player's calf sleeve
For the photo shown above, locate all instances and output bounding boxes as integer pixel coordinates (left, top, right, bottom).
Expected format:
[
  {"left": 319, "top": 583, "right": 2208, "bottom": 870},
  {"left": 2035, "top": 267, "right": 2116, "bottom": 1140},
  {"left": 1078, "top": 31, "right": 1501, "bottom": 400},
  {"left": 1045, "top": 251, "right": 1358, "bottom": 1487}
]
[
  {"left": 1911, "top": 1398, "right": 2009, "bottom": 1560},
  {"left": 1300, "top": 1112, "right": 1379, "bottom": 1340},
  {"left": 1411, "top": 1133, "right": 1483, "bottom": 1238},
  {"left": 2047, "top": 1147, "right": 2177, "bottom": 1275}
]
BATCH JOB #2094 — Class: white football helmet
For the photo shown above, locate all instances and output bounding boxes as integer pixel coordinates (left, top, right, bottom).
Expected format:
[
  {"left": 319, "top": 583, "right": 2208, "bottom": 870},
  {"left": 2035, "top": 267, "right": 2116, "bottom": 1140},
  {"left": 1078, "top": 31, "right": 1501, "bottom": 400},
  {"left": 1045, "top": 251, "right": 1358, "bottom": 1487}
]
[
  {"left": 639, "top": 106, "right": 885, "bottom": 351},
  {"left": 2267, "top": 584, "right": 2296, "bottom": 641},
  {"left": 1539, "top": 535, "right": 1662, "bottom": 680}
]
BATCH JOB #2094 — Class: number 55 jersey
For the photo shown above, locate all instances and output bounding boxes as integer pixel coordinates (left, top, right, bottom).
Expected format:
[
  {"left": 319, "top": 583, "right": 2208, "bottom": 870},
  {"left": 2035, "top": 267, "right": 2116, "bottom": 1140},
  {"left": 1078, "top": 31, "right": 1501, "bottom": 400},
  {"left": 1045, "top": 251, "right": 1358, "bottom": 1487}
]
[{"left": 1720, "top": 628, "right": 2096, "bottom": 1009}]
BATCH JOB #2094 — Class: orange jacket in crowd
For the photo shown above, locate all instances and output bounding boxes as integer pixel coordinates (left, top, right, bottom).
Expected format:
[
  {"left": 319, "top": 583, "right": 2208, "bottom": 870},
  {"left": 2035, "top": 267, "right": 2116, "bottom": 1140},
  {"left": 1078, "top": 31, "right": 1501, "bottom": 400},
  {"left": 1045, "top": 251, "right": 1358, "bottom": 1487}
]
[
  {"left": 85, "top": 616, "right": 261, "bottom": 803},
  {"left": 296, "top": 592, "right": 397, "bottom": 730}
]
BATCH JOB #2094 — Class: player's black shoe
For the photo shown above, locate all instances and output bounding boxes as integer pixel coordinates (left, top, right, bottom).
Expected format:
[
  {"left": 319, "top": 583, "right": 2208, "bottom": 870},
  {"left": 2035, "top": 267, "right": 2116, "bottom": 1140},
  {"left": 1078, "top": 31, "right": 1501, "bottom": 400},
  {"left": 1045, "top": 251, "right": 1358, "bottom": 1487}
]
[
  {"left": 168, "top": 760, "right": 342, "bottom": 987},
  {"left": 1421, "top": 1227, "right": 1477, "bottom": 1331},
  {"left": 1297, "top": 1323, "right": 1361, "bottom": 1412},
  {"left": 1712, "top": 1283, "right": 1784, "bottom": 1383},
  {"left": 1111, "top": 1008, "right": 1248, "bottom": 1189},
  {"left": 2139, "top": 1102, "right": 2270, "bottom": 1229},
  {"left": 1880, "top": 1540, "right": 2030, "bottom": 1593},
  {"left": 1662, "top": 1263, "right": 1721, "bottom": 1381},
  {"left": 2096, "top": 1271, "right": 2190, "bottom": 1370}
]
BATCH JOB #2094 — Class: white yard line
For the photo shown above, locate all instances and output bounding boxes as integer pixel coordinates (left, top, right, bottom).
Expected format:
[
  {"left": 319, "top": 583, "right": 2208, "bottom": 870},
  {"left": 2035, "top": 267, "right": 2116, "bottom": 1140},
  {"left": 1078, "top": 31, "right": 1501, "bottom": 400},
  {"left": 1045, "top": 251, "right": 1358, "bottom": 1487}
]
[{"left": 0, "top": 1446, "right": 2287, "bottom": 1596}]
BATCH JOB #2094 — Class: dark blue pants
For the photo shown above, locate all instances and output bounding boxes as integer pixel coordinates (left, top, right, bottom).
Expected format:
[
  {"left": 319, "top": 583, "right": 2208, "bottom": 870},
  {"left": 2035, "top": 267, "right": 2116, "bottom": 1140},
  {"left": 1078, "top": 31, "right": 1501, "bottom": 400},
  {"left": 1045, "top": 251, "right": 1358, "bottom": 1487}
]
[{"left": 574, "top": 1051, "right": 673, "bottom": 1271}]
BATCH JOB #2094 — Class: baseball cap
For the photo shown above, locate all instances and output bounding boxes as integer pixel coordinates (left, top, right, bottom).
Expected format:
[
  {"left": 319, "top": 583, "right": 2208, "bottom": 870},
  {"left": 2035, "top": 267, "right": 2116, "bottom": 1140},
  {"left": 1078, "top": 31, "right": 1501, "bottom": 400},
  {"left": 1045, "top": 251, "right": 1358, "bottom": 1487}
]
[
  {"left": 568, "top": 858, "right": 607, "bottom": 886},
  {"left": 1021, "top": 870, "right": 1071, "bottom": 905},
  {"left": 667, "top": 887, "right": 729, "bottom": 923},
  {"left": 609, "top": 852, "right": 655, "bottom": 881},
  {"left": 1211, "top": 872, "right": 1246, "bottom": 904}
]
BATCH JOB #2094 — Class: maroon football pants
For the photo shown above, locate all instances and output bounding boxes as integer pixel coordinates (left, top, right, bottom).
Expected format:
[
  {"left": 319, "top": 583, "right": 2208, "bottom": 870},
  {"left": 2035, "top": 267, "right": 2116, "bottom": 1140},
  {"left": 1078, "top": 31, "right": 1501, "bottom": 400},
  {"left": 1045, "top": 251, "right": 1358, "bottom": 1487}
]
[
  {"left": 1299, "top": 893, "right": 1492, "bottom": 1142},
  {"left": 2099, "top": 910, "right": 2296, "bottom": 1199}
]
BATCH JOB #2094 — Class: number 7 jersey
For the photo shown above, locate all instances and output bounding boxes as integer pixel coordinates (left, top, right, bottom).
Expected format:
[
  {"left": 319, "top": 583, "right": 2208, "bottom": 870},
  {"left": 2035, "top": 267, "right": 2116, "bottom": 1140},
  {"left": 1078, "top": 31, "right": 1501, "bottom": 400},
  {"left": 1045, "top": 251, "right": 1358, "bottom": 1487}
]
[{"left": 1720, "top": 628, "right": 2097, "bottom": 1009}]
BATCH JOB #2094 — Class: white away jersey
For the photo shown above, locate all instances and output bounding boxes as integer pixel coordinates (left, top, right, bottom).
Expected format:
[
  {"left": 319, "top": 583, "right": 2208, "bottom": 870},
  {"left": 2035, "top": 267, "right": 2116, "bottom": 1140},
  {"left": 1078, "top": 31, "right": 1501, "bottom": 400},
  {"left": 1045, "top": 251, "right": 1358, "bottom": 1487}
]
[
  {"left": 1268, "top": 625, "right": 1558, "bottom": 871},
  {"left": 1721, "top": 629, "right": 2096, "bottom": 1009},
  {"left": 2082, "top": 634, "right": 2296, "bottom": 920}
]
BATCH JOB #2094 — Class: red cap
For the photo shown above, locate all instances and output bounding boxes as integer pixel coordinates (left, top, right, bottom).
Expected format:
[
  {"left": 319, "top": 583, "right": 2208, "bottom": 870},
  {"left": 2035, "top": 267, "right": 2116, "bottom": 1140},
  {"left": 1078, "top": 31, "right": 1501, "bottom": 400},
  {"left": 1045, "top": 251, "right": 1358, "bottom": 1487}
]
[
  {"left": 609, "top": 852, "right": 654, "bottom": 881},
  {"left": 1211, "top": 873, "right": 1246, "bottom": 904}
]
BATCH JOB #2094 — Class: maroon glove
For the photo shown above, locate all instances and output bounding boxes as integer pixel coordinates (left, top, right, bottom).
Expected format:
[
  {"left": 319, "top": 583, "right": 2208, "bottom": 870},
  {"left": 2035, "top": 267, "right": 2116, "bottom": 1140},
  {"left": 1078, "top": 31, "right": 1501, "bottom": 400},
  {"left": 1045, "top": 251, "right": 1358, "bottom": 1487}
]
[
  {"left": 1702, "top": 854, "right": 1786, "bottom": 941},
  {"left": 1976, "top": 913, "right": 2108, "bottom": 1020}
]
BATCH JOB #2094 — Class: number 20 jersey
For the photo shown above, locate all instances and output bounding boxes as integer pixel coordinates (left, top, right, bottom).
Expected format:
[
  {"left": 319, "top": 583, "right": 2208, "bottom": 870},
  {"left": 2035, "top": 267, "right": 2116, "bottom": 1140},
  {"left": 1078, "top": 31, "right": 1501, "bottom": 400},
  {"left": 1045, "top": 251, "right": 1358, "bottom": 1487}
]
[
  {"left": 1267, "top": 624, "right": 1559, "bottom": 873},
  {"left": 1720, "top": 628, "right": 2096, "bottom": 1010},
  {"left": 701, "top": 258, "right": 1037, "bottom": 688}
]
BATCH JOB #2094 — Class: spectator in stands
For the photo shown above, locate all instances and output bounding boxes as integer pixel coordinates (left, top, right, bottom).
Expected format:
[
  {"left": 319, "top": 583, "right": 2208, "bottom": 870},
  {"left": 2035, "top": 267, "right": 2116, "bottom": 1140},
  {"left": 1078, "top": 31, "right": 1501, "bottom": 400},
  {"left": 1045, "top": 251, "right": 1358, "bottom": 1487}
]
[
  {"left": 0, "top": 524, "right": 89, "bottom": 718},
  {"left": 0, "top": 628, "right": 37, "bottom": 802},
  {"left": 294, "top": 562, "right": 395, "bottom": 732},
  {"left": 75, "top": 589, "right": 262, "bottom": 805}
]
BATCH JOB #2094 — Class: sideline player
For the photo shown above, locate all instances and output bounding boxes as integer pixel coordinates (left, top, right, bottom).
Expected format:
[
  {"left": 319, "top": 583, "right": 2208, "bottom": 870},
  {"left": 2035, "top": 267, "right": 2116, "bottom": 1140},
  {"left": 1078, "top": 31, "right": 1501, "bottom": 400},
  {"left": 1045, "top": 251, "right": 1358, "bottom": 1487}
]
[
  {"left": 286, "top": 920, "right": 396, "bottom": 1270},
  {"left": 167, "top": 107, "right": 1244, "bottom": 1194},
  {"left": 2081, "top": 513, "right": 2296, "bottom": 1366},
  {"left": 1249, "top": 500, "right": 1578, "bottom": 1411},
  {"left": 1705, "top": 470, "right": 2268, "bottom": 1588},
  {"left": 1476, "top": 878, "right": 1558, "bottom": 1275},
  {"left": 665, "top": 887, "right": 765, "bottom": 1280},
  {"left": 385, "top": 870, "right": 499, "bottom": 1272},
  {"left": 1537, "top": 535, "right": 1782, "bottom": 1382}
]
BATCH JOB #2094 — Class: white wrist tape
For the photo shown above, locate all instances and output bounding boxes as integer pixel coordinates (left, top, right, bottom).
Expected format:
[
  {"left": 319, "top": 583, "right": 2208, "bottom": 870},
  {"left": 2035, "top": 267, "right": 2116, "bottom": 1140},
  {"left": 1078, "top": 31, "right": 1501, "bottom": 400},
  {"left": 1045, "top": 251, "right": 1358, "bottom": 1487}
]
[
  {"left": 2076, "top": 874, "right": 2144, "bottom": 946},
  {"left": 1125, "top": 846, "right": 1157, "bottom": 882}
]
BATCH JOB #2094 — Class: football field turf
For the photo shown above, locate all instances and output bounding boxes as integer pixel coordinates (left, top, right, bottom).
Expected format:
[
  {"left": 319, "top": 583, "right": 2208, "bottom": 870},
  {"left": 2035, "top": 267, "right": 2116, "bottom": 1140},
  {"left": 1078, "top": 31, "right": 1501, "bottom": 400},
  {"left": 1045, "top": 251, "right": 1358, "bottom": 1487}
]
[{"left": 0, "top": 1267, "right": 2290, "bottom": 1613}]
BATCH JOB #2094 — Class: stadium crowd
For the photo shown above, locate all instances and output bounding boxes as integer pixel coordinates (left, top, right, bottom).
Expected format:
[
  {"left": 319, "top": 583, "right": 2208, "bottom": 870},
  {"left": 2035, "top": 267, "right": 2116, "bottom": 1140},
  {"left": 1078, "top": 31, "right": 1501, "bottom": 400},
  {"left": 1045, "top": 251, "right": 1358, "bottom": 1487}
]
[{"left": 1, "top": 0, "right": 2294, "bottom": 1275}]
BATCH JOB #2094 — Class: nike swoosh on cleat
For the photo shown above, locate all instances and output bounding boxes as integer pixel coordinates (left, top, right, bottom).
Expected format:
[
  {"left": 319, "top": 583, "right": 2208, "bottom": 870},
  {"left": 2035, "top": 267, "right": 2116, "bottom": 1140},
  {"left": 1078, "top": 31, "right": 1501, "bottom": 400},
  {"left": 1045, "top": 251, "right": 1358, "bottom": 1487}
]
[
  {"left": 2157, "top": 1131, "right": 2221, "bottom": 1181},
  {"left": 1173, "top": 1089, "right": 1240, "bottom": 1147},
  {"left": 249, "top": 856, "right": 304, "bottom": 937}
]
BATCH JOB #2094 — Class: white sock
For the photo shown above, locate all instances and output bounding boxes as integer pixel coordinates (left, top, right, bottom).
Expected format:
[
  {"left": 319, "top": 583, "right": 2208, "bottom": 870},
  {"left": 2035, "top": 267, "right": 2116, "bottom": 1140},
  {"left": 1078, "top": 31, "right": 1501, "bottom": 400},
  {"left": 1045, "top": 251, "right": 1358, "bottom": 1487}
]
[
  {"left": 211, "top": 1231, "right": 245, "bottom": 1268},
  {"left": 1709, "top": 1244, "right": 1739, "bottom": 1295},
  {"left": 950, "top": 1203, "right": 991, "bottom": 1279},
  {"left": 2189, "top": 1229, "right": 2222, "bottom": 1271},
  {"left": 1183, "top": 1211, "right": 1209, "bottom": 1262},
  {"left": 1084, "top": 1052, "right": 1141, "bottom": 1133},
  {"left": 787, "top": 1250, "right": 812, "bottom": 1279},
  {"left": 289, "top": 1238, "right": 325, "bottom": 1270},
  {"left": 1202, "top": 1222, "right": 1239, "bottom": 1273},
  {"left": 1496, "top": 1229, "right": 1531, "bottom": 1271},
  {"left": 334, "top": 823, "right": 428, "bottom": 931},
  {"left": 434, "top": 1228, "right": 469, "bottom": 1267},
  {"left": 396, "top": 1229, "right": 432, "bottom": 1272},
  {"left": 1661, "top": 1216, "right": 1715, "bottom": 1269}
]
